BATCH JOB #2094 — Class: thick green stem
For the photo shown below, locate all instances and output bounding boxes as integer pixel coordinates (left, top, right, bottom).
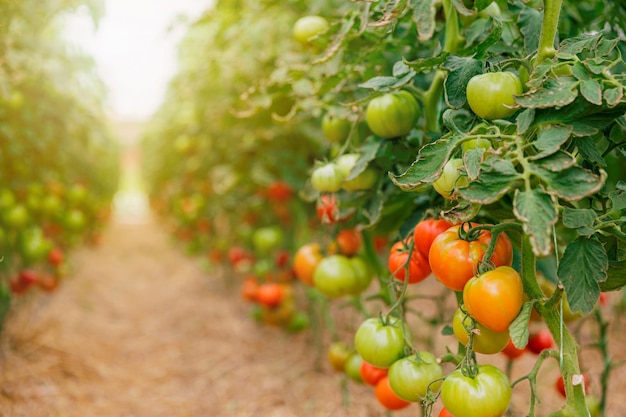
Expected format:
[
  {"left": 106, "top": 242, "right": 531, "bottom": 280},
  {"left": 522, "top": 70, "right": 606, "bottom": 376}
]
[
  {"left": 521, "top": 235, "right": 589, "bottom": 417},
  {"left": 536, "top": 0, "right": 563, "bottom": 65},
  {"left": 422, "top": 0, "right": 464, "bottom": 134}
]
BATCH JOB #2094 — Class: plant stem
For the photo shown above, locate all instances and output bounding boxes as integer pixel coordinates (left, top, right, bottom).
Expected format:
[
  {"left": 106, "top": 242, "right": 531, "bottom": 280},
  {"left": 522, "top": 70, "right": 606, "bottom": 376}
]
[
  {"left": 536, "top": 0, "right": 564, "bottom": 65},
  {"left": 361, "top": 229, "right": 392, "bottom": 305}
]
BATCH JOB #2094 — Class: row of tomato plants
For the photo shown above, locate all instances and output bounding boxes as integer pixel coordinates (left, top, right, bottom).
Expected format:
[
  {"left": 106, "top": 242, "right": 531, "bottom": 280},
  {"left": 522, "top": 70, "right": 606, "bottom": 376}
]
[
  {"left": 0, "top": 1, "right": 119, "bottom": 329},
  {"left": 142, "top": 0, "right": 626, "bottom": 416}
]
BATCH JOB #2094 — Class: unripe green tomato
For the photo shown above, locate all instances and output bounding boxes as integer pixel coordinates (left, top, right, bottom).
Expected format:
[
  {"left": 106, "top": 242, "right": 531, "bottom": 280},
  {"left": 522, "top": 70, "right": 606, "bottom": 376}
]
[
  {"left": 461, "top": 138, "right": 491, "bottom": 153},
  {"left": 313, "top": 255, "right": 358, "bottom": 298},
  {"left": 466, "top": 72, "right": 522, "bottom": 120},
  {"left": 345, "top": 353, "right": 365, "bottom": 383},
  {"left": 2, "top": 204, "right": 30, "bottom": 229},
  {"left": 311, "top": 163, "right": 345, "bottom": 193},
  {"left": 365, "top": 91, "right": 420, "bottom": 139},
  {"left": 452, "top": 308, "right": 509, "bottom": 354},
  {"left": 293, "top": 15, "right": 329, "bottom": 44},
  {"left": 432, "top": 159, "right": 469, "bottom": 198},
  {"left": 322, "top": 113, "right": 351, "bottom": 143},
  {"left": 252, "top": 226, "right": 284, "bottom": 254},
  {"left": 388, "top": 352, "right": 444, "bottom": 401},
  {"left": 342, "top": 168, "right": 378, "bottom": 191},
  {"left": 347, "top": 256, "right": 373, "bottom": 294}
]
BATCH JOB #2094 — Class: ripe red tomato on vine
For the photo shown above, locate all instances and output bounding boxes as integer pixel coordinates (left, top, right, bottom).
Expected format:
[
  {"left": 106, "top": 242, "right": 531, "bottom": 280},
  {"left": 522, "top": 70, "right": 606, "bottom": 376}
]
[{"left": 388, "top": 239, "right": 431, "bottom": 284}]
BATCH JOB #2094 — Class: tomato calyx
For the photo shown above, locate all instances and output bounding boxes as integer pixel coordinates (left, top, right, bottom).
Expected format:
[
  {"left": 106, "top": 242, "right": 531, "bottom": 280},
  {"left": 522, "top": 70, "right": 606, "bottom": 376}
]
[{"left": 457, "top": 222, "right": 521, "bottom": 275}]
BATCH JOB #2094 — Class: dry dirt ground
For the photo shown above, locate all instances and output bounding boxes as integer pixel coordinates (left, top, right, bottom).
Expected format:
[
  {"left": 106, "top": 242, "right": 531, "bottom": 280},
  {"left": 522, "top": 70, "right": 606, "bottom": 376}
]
[{"left": 1, "top": 214, "right": 626, "bottom": 417}]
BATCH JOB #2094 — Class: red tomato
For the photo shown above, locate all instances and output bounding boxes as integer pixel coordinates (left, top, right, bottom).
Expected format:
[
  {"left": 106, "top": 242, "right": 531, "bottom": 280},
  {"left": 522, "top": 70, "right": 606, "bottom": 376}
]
[
  {"left": 526, "top": 329, "right": 556, "bottom": 354},
  {"left": 413, "top": 218, "right": 454, "bottom": 258},
  {"left": 439, "top": 408, "right": 454, "bottom": 417},
  {"left": 47, "top": 247, "right": 65, "bottom": 266},
  {"left": 555, "top": 373, "right": 590, "bottom": 398},
  {"left": 429, "top": 223, "right": 513, "bottom": 291},
  {"left": 336, "top": 229, "right": 362, "bottom": 256},
  {"left": 375, "top": 376, "right": 411, "bottom": 411},
  {"left": 275, "top": 250, "right": 290, "bottom": 268},
  {"left": 501, "top": 339, "right": 526, "bottom": 360},
  {"left": 256, "top": 283, "right": 284, "bottom": 308},
  {"left": 241, "top": 276, "right": 260, "bottom": 302},
  {"left": 37, "top": 274, "right": 59, "bottom": 292},
  {"left": 266, "top": 181, "right": 293, "bottom": 201},
  {"left": 360, "top": 361, "right": 388, "bottom": 386},
  {"left": 388, "top": 239, "right": 431, "bottom": 284}
]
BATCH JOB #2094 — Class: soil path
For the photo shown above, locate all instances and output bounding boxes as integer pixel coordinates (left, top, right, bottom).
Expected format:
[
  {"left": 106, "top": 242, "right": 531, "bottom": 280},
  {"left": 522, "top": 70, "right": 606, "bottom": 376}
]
[{"left": 0, "top": 215, "right": 394, "bottom": 417}]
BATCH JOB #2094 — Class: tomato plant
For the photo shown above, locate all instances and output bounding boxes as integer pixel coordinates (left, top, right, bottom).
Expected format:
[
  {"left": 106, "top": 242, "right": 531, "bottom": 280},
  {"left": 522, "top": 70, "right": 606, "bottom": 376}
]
[
  {"left": 292, "top": 15, "right": 329, "bottom": 45},
  {"left": 322, "top": 113, "right": 351, "bottom": 143},
  {"left": 452, "top": 308, "right": 509, "bottom": 355},
  {"left": 374, "top": 376, "right": 411, "bottom": 411},
  {"left": 387, "top": 352, "right": 443, "bottom": 402},
  {"left": 327, "top": 341, "right": 353, "bottom": 372},
  {"left": 293, "top": 243, "right": 323, "bottom": 286},
  {"left": 526, "top": 329, "right": 556, "bottom": 355},
  {"left": 365, "top": 90, "right": 420, "bottom": 139},
  {"left": 466, "top": 72, "right": 523, "bottom": 120},
  {"left": 335, "top": 228, "right": 362, "bottom": 256},
  {"left": 311, "top": 163, "right": 345, "bottom": 193},
  {"left": 432, "top": 158, "right": 469, "bottom": 199},
  {"left": 312, "top": 255, "right": 358, "bottom": 298},
  {"left": 413, "top": 218, "right": 454, "bottom": 258},
  {"left": 360, "top": 361, "right": 388, "bottom": 386}
]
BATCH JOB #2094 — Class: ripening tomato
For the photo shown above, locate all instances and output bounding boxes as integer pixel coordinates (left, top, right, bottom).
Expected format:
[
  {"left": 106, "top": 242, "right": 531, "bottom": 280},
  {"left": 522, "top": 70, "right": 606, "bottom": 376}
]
[
  {"left": 452, "top": 308, "right": 509, "bottom": 354},
  {"left": 345, "top": 352, "right": 365, "bottom": 383},
  {"left": 313, "top": 255, "right": 368, "bottom": 298},
  {"left": 293, "top": 15, "right": 329, "bottom": 44},
  {"left": 47, "top": 247, "right": 65, "bottom": 266},
  {"left": 335, "top": 229, "right": 362, "bottom": 256},
  {"left": 501, "top": 339, "right": 526, "bottom": 359},
  {"left": 354, "top": 316, "right": 410, "bottom": 369},
  {"left": 360, "top": 361, "right": 388, "bottom": 386},
  {"left": 388, "top": 239, "right": 431, "bottom": 284},
  {"left": 526, "top": 329, "right": 556, "bottom": 354},
  {"left": 293, "top": 243, "right": 323, "bottom": 286},
  {"left": 256, "top": 283, "right": 284, "bottom": 308},
  {"left": 441, "top": 364, "right": 512, "bottom": 417},
  {"left": 463, "top": 266, "right": 524, "bottom": 333},
  {"left": 387, "top": 352, "right": 444, "bottom": 401},
  {"left": 266, "top": 181, "right": 293, "bottom": 201},
  {"left": 311, "top": 163, "right": 345, "bottom": 193},
  {"left": 316, "top": 194, "right": 344, "bottom": 224},
  {"left": 375, "top": 376, "right": 411, "bottom": 411},
  {"left": 37, "top": 274, "right": 59, "bottom": 292},
  {"left": 429, "top": 223, "right": 513, "bottom": 292},
  {"left": 366, "top": 90, "right": 420, "bottom": 139},
  {"left": 413, "top": 218, "right": 454, "bottom": 258},
  {"left": 328, "top": 341, "right": 353, "bottom": 372},
  {"left": 466, "top": 72, "right": 522, "bottom": 120},
  {"left": 322, "top": 113, "right": 351, "bottom": 143},
  {"left": 241, "top": 276, "right": 260, "bottom": 302}
]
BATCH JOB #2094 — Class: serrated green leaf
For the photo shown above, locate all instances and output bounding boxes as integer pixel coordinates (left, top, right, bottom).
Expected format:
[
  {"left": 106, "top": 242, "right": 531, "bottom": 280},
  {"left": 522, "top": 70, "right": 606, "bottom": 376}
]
[
  {"left": 518, "top": 7, "right": 542, "bottom": 54},
  {"left": 533, "top": 163, "right": 605, "bottom": 201},
  {"left": 359, "top": 72, "right": 416, "bottom": 91},
  {"left": 403, "top": 52, "right": 450, "bottom": 73},
  {"left": 441, "top": 324, "right": 454, "bottom": 336},
  {"left": 443, "top": 55, "right": 482, "bottom": 108},
  {"left": 515, "top": 77, "right": 579, "bottom": 109},
  {"left": 516, "top": 108, "right": 535, "bottom": 135},
  {"left": 411, "top": 0, "right": 437, "bottom": 41},
  {"left": 348, "top": 137, "right": 382, "bottom": 180},
  {"left": 558, "top": 237, "right": 608, "bottom": 314},
  {"left": 580, "top": 79, "right": 603, "bottom": 105},
  {"left": 531, "top": 125, "right": 573, "bottom": 160},
  {"left": 571, "top": 62, "right": 591, "bottom": 81},
  {"left": 513, "top": 189, "right": 558, "bottom": 256},
  {"left": 567, "top": 122, "right": 598, "bottom": 137},
  {"left": 562, "top": 207, "right": 597, "bottom": 236},
  {"left": 600, "top": 259, "right": 626, "bottom": 292},
  {"left": 458, "top": 159, "right": 522, "bottom": 204},
  {"left": 559, "top": 32, "right": 601, "bottom": 55},
  {"left": 390, "top": 132, "right": 465, "bottom": 191},
  {"left": 603, "top": 86, "right": 623, "bottom": 107},
  {"left": 510, "top": 301, "right": 533, "bottom": 349},
  {"left": 463, "top": 148, "right": 483, "bottom": 181},
  {"left": 609, "top": 190, "right": 626, "bottom": 211},
  {"left": 586, "top": 60, "right": 607, "bottom": 75},
  {"left": 575, "top": 136, "right": 606, "bottom": 167},
  {"left": 597, "top": 37, "right": 619, "bottom": 57},
  {"left": 474, "top": 18, "right": 503, "bottom": 59},
  {"left": 393, "top": 60, "right": 411, "bottom": 77}
]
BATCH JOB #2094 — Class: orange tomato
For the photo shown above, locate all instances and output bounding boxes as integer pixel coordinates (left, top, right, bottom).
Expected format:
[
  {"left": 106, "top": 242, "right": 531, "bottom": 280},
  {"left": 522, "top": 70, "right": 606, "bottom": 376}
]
[{"left": 293, "top": 243, "right": 323, "bottom": 286}]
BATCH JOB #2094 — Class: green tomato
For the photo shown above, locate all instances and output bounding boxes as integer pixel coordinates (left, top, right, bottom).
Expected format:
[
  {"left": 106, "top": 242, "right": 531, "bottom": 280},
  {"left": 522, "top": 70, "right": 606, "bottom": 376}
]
[
  {"left": 388, "top": 352, "right": 444, "bottom": 402},
  {"left": 18, "top": 227, "right": 53, "bottom": 264},
  {"left": 432, "top": 158, "right": 469, "bottom": 198},
  {"left": 252, "top": 226, "right": 284, "bottom": 254},
  {"left": 354, "top": 316, "right": 410, "bottom": 368},
  {"left": 40, "top": 194, "right": 63, "bottom": 218},
  {"left": 347, "top": 256, "right": 373, "bottom": 294},
  {"left": 441, "top": 364, "right": 511, "bottom": 417},
  {"left": 343, "top": 168, "right": 378, "bottom": 191},
  {"left": 322, "top": 113, "right": 351, "bottom": 143},
  {"left": 313, "top": 255, "right": 358, "bottom": 298},
  {"left": 466, "top": 72, "right": 522, "bottom": 120},
  {"left": 311, "top": 163, "right": 345, "bottom": 193},
  {"left": 335, "top": 154, "right": 360, "bottom": 178},
  {"left": 293, "top": 15, "right": 329, "bottom": 44},
  {"left": 2, "top": 204, "right": 30, "bottom": 229},
  {"left": 64, "top": 209, "right": 87, "bottom": 232},
  {"left": 345, "top": 352, "right": 364, "bottom": 383},
  {"left": 461, "top": 138, "right": 491, "bottom": 153},
  {"left": 452, "top": 308, "right": 509, "bottom": 355},
  {"left": 365, "top": 91, "right": 420, "bottom": 139}
]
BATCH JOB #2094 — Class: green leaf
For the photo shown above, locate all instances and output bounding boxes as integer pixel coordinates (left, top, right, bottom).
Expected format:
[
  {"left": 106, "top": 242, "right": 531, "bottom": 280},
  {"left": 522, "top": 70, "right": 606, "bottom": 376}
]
[
  {"left": 580, "top": 79, "right": 603, "bottom": 106},
  {"left": 559, "top": 32, "right": 601, "bottom": 55},
  {"left": 348, "top": 137, "right": 382, "bottom": 180},
  {"left": 532, "top": 163, "right": 605, "bottom": 202},
  {"left": 603, "top": 86, "right": 623, "bottom": 107},
  {"left": 450, "top": 0, "right": 473, "bottom": 16},
  {"left": 443, "top": 55, "right": 482, "bottom": 109},
  {"left": 515, "top": 77, "right": 579, "bottom": 109},
  {"left": 562, "top": 207, "right": 597, "bottom": 235},
  {"left": 517, "top": 7, "right": 542, "bottom": 54},
  {"left": 473, "top": 18, "right": 503, "bottom": 59},
  {"left": 608, "top": 190, "right": 626, "bottom": 212},
  {"left": 393, "top": 61, "right": 412, "bottom": 77},
  {"left": 458, "top": 159, "right": 522, "bottom": 204},
  {"left": 600, "top": 259, "right": 626, "bottom": 292},
  {"left": 574, "top": 136, "right": 606, "bottom": 168},
  {"left": 558, "top": 237, "right": 608, "bottom": 314},
  {"left": 359, "top": 73, "right": 415, "bottom": 90},
  {"left": 441, "top": 324, "right": 454, "bottom": 336},
  {"left": 530, "top": 125, "right": 573, "bottom": 160},
  {"left": 513, "top": 189, "right": 558, "bottom": 256},
  {"left": 390, "top": 132, "right": 465, "bottom": 191},
  {"left": 402, "top": 52, "right": 450, "bottom": 73},
  {"left": 597, "top": 37, "right": 619, "bottom": 57},
  {"left": 411, "top": 0, "right": 437, "bottom": 41},
  {"left": 509, "top": 301, "right": 533, "bottom": 349},
  {"left": 516, "top": 108, "right": 535, "bottom": 135},
  {"left": 462, "top": 148, "right": 483, "bottom": 181},
  {"left": 363, "top": 187, "right": 385, "bottom": 226}
]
